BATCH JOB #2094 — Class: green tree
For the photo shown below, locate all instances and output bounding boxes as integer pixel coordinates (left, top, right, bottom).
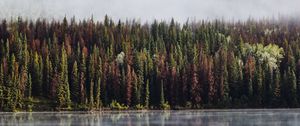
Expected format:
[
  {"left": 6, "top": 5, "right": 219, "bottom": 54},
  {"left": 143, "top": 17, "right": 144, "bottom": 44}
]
[
  {"left": 144, "top": 79, "right": 150, "bottom": 108},
  {"left": 286, "top": 67, "right": 297, "bottom": 107},
  {"left": 32, "top": 52, "right": 43, "bottom": 96},
  {"left": 160, "top": 80, "right": 165, "bottom": 106},
  {"left": 95, "top": 78, "right": 101, "bottom": 109},
  {"left": 71, "top": 61, "right": 79, "bottom": 103},
  {"left": 272, "top": 68, "right": 281, "bottom": 106},
  {"left": 0, "top": 64, "right": 4, "bottom": 109},
  {"left": 57, "top": 45, "right": 71, "bottom": 109},
  {"left": 254, "top": 62, "right": 263, "bottom": 106}
]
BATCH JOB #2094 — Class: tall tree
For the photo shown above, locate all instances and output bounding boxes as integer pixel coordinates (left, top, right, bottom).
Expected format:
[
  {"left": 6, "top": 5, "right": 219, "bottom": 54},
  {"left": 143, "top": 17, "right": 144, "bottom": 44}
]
[
  {"left": 57, "top": 45, "right": 71, "bottom": 109},
  {"left": 71, "top": 61, "right": 79, "bottom": 103}
]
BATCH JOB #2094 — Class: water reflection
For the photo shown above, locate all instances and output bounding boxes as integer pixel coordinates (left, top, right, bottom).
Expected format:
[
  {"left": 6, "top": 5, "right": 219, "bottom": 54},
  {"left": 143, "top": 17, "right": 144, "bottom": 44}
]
[{"left": 0, "top": 109, "right": 300, "bottom": 125}]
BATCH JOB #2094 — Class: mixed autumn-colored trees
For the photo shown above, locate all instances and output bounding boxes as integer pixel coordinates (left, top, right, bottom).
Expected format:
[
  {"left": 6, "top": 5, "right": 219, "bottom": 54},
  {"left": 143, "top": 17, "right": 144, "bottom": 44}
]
[{"left": 0, "top": 16, "right": 300, "bottom": 111}]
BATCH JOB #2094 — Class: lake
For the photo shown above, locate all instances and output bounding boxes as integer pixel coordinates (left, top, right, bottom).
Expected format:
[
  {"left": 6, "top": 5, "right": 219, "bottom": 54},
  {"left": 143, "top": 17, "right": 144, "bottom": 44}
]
[{"left": 1, "top": 109, "right": 300, "bottom": 126}]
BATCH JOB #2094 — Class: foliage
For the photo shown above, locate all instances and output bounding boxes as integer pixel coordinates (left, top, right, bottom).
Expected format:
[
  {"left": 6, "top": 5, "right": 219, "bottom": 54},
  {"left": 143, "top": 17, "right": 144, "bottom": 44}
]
[
  {"left": 110, "top": 100, "right": 128, "bottom": 110},
  {"left": 160, "top": 102, "right": 171, "bottom": 110},
  {"left": 242, "top": 43, "right": 284, "bottom": 70},
  {"left": 1, "top": 16, "right": 300, "bottom": 111},
  {"left": 134, "top": 104, "right": 145, "bottom": 110}
]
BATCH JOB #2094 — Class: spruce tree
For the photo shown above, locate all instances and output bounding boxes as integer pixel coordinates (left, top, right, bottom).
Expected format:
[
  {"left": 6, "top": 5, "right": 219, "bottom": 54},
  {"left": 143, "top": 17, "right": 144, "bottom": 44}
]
[
  {"left": 71, "top": 61, "right": 79, "bottom": 103},
  {"left": 160, "top": 80, "right": 165, "bottom": 106},
  {"left": 57, "top": 45, "right": 71, "bottom": 109},
  {"left": 254, "top": 62, "right": 263, "bottom": 106},
  {"left": 144, "top": 79, "right": 150, "bottom": 108},
  {"left": 287, "top": 67, "right": 297, "bottom": 107},
  {"left": 32, "top": 52, "right": 42, "bottom": 96},
  {"left": 273, "top": 69, "right": 281, "bottom": 106},
  {"left": 95, "top": 78, "right": 101, "bottom": 109}
]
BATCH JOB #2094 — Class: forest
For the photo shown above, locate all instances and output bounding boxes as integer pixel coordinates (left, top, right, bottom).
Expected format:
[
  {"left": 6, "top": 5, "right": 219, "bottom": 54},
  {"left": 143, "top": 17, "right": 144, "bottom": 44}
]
[{"left": 0, "top": 16, "right": 300, "bottom": 111}]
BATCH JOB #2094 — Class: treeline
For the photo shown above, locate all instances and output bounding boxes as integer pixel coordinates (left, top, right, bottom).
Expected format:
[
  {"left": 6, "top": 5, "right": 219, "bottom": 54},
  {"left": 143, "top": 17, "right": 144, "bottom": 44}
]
[{"left": 0, "top": 16, "right": 300, "bottom": 111}]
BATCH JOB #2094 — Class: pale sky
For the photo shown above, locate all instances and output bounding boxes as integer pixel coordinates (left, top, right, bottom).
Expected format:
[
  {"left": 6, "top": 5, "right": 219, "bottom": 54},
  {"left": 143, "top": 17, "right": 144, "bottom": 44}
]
[{"left": 0, "top": 0, "right": 299, "bottom": 23}]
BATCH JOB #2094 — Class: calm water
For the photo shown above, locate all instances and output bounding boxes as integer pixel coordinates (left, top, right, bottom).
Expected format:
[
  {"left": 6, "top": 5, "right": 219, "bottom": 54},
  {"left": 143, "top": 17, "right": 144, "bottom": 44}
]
[{"left": 1, "top": 109, "right": 300, "bottom": 126}]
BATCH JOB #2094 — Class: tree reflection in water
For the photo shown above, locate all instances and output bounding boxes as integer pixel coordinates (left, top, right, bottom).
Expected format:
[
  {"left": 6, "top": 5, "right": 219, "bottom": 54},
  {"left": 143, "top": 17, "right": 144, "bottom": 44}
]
[{"left": 0, "top": 109, "right": 300, "bottom": 126}]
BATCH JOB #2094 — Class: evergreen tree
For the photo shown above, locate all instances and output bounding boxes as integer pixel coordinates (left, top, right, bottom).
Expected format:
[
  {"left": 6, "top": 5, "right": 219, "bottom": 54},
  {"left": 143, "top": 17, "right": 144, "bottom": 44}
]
[
  {"left": 160, "top": 80, "right": 165, "bottom": 107},
  {"left": 254, "top": 62, "right": 263, "bottom": 106},
  {"left": 228, "top": 53, "right": 240, "bottom": 103},
  {"left": 0, "top": 64, "right": 4, "bottom": 108},
  {"left": 245, "top": 56, "right": 255, "bottom": 100},
  {"left": 190, "top": 64, "right": 201, "bottom": 107},
  {"left": 126, "top": 65, "right": 132, "bottom": 106},
  {"left": 95, "top": 78, "right": 101, "bottom": 109},
  {"left": 273, "top": 68, "right": 281, "bottom": 106},
  {"left": 32, "top": 52, "right": 42, "bottom": 96},
  {"left": 286, "top": 67, "right": 297, "bottom": 107},
  {"left": 71, "top": 61, "right": 79, "bottom": 103},
  {"left": 57, "top": 45, "right": 71, "bottom": 109},
  {"left": 144, "top": 79, "right": 150, "bottom": 108},
  {"left": 79, "top": 51, "right": 86, "bottom": 104}
]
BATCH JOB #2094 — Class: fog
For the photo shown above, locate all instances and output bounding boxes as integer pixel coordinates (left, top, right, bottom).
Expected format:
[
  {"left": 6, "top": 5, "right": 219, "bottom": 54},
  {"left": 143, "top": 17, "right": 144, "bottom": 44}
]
[{"left": 0, "top": 0, "right": 299, "bottom": 23}]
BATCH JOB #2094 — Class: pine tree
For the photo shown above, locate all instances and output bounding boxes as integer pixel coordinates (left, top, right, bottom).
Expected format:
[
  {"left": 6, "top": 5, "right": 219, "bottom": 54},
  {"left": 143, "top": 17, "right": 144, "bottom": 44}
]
[
  {"left": 87, "top": 54, "right": 95, "bottom": 107},
  {"left": 222, "top": 64, "right": 229, "bottom": 105},
  {"left": 57, "top": 45, "right": 71, "bottom": 109},
  {"left": 228, "top": 53, "right": 240, "bottom": 103},
  {"left": 89, "top": 79, "right": 94, "bottom": 109},
  {"left": 208, "top": 57, "right": 216, "bottom": 104},
  {"left": 95, "top": 56, "right": 102, "bottom": 109},
  {"left": 296, "top": 60, "right": 300, "bottom": 104},
  {"left": 32, "top": 52, "right": 42, "bottom": 96},
  {"left": 126, "top": 65, "right": 132, "bottom": 106},
  {"left": 191, "top": 64, "right": 201, "bottom": 107},
  {"left": 79, "top": 51, "right": 86, "bottom": 104},
  {"left": 95, "top": 78, "right": 101, "bottom": 109},
  {"left": 44, "top": 55, "right": 52, "bottom": 98},
  {"left": 71, "top": 61, "right": 79, "bottom": 103},
  {"left": 286, "top": 67, "right": 297, "bottom": 107},
  {"left": 132, "top": 69, "right": 139, "bottom": 106},
  {"left": 0, "top": 64, "right": 4, "bottom": 108},
  {"left": 254, "top": 62, "right": 263, "bottom": 106},
  {"left": 245, "top": 56, "right": 255, "bottom": 100},
  {"left": 264, "top": 67, "right": 273, "bottom": 106},
  {"left": 273, "top": 68, "right": 281, "bottom": 106},
  {"left": 9, "top": 54, "right": 19, "bottom": 111},
  {"left": 144, "top": 79, "right": 150, "bottom": 108},
  {"left": 160, "top": 80, "right": 165, "bottom": 106},
  {"left": 27, "top": 74, "right": 32, "bottom": 99}
]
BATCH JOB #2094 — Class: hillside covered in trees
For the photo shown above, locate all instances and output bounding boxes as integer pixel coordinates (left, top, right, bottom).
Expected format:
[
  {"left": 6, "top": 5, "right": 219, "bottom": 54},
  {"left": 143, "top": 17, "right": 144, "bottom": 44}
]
[{"left": 0, "top": 16, "right": 300, "bottom": 111}]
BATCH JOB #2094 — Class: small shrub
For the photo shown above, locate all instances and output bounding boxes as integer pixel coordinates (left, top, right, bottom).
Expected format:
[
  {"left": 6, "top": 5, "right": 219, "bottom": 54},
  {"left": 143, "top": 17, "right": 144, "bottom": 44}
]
[
  {"left": 185, "top": 101, "right": 192, "bottom": 109},
  {"left": 110, "top": 100, "right": 128, "bottom": 110},
  {"left": 134, "top": 104, "right": 145, "bottom": 110},
  {"left": 160, "top": 102, "right": 170, "bottom": 110}
]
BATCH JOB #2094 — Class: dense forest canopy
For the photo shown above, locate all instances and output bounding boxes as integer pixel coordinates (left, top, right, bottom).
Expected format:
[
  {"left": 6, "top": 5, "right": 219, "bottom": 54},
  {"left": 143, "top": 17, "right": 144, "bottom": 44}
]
[{"left": 0, "top": 16, "right": 300, "bottom": 111}]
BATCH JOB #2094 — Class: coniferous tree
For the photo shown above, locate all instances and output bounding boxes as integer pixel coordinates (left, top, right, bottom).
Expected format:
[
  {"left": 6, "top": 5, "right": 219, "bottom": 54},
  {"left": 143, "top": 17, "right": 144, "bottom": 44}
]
[
  {"left": 208, "top": 57, "right": 216, "bottom": 104},
  {"left": 95, "top": 78, "right": 101, "bottom": 109},
  {"left": 79, "top": 51, "right": 86, "bottom": 105},
  {"left": 32, "top": 52, "right": 42, "bottom": 96},
  {"left": 0, "top": 17, "right": 300, "bottom": 110},
  {"left": 297, "top": 60, "right": 300, "bottom": 104},
  {"left": 160, "top": 80, "right": 165, "bottom": 107},
  {"left": 228, "top": 53, "right": 240, "bottom": 103},
  {"left": 0, "top": 64, "right": 4, "bottom": 109},
  {"left": 144, "top": 79, "right": 150, "bottom": 108},
  {"left": 71, "top": 61, "right": 79, "bottom": 103},
  {"left": 286, "top": 67, "right": 297, "bottom": 107},
  {"left": 126, "top": 64, "right": 132, "bottom": 106},
  {"left": 245, "top": 56, "right": 255, "bottom": 100},
  {"left": 273, "top": 68, "right": 281, "bottom": 106},
  {"left": 57, "top": 45, "right": 71, "bottom": 109},
  {"left": 254, "top": 62, "right": 263, "bottom": 106}
]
